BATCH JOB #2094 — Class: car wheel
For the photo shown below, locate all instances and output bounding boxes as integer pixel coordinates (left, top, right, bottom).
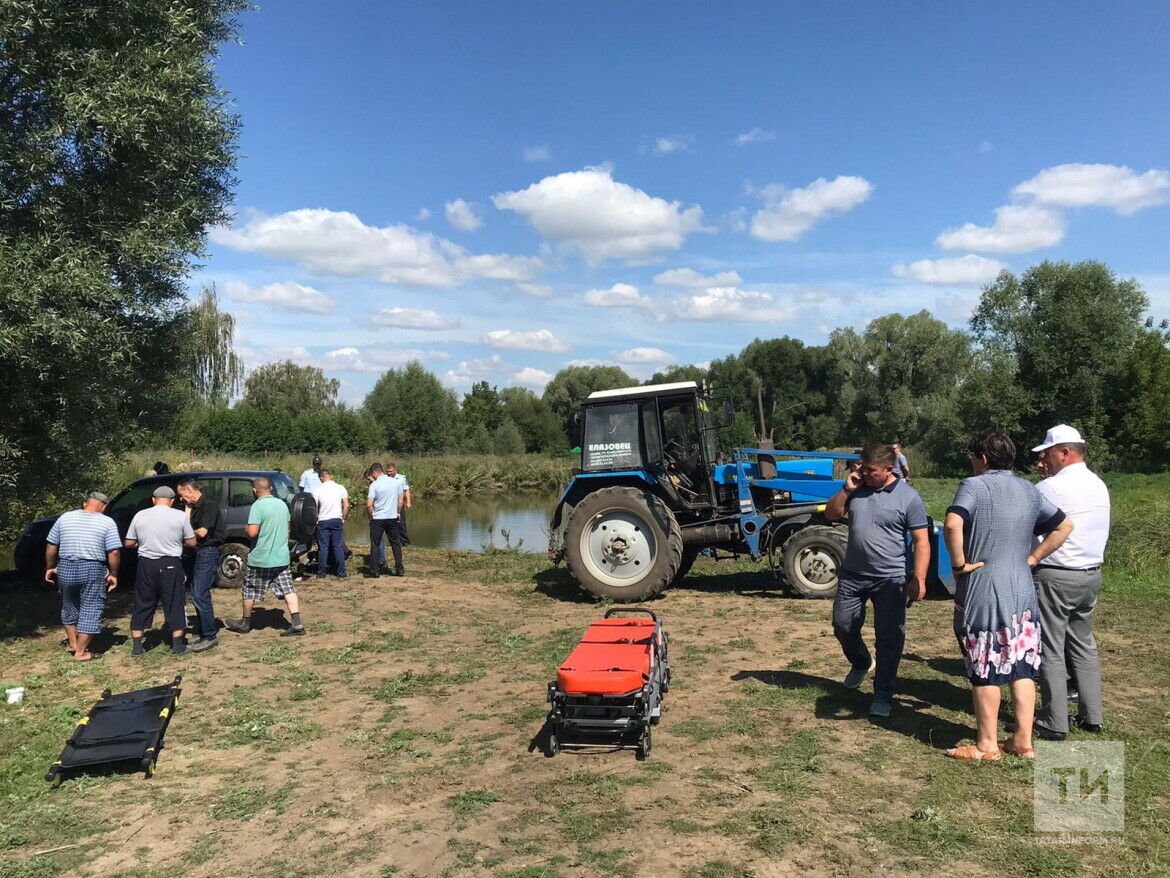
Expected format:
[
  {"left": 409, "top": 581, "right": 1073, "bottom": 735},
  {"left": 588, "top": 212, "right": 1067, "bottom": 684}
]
[{"left": 217, "top": 542, "right": 249, "bottom": 590}]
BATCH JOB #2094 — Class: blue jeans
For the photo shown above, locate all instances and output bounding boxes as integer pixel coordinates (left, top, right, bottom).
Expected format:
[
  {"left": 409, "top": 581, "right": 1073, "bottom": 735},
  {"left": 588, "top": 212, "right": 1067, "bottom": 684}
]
[
  {"left": 832, "top": 573, "right": 907, "bottom": 699},
  {"left": 188, "top": 546, "right": 219, "bottom": 639},
  {"left": 317, "top": 518, "right": 345, "bottom": 577}
]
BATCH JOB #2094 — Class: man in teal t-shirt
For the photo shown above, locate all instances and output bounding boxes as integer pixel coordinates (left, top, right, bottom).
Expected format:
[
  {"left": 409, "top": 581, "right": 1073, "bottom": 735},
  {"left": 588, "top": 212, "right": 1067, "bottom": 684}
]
[{"left": 225, "top": 476, "right": 305, "bottom": 637}]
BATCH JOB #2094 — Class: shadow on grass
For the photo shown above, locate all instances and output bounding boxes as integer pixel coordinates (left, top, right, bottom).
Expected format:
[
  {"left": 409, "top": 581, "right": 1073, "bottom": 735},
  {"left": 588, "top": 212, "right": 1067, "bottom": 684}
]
[
  {"left": 530, "top": 564, "right": 787, "bottom": 604},
  {"left": 732, "top": 666, "right": 975, "bottom": 750}
]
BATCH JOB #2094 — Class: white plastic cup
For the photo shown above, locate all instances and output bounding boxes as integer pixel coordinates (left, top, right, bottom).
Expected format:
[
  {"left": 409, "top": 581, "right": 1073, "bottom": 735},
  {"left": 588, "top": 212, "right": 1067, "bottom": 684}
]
[{"left": 6, "top": 687, "right": 25, "bottom": 704}]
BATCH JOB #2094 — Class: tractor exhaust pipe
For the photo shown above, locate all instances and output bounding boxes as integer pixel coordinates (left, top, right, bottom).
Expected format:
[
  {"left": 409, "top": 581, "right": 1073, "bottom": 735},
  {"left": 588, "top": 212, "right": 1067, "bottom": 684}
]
[
  {"left": 681, "top": 523, "right": 736, "bottom": 544},
  {"left": 764, "top": 503, "right": 826, "bottom": 521}
]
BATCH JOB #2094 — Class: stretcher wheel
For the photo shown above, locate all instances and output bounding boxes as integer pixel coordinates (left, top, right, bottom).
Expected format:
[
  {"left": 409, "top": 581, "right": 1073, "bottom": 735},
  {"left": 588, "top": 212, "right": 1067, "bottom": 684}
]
[
  {"left": 635, "top": 729, "right": 651, "bottom": 761},
  {"left": 49, "top": 772, "right": 62, "bottom": 789},
  {"left": 662, "top": 667, "right": 671, "bottom": 694},
  {"left": 649, "top": 712, "right": 660, "bottom": 726},
  {"left": 545, "top": 731, "right": 560, "bottom": 758},
  {"left": 101, "top": 688, "right": 112, "bottom": 699},
  {"left": 142, "top": 758, "right": 155, "bottom": 779}
]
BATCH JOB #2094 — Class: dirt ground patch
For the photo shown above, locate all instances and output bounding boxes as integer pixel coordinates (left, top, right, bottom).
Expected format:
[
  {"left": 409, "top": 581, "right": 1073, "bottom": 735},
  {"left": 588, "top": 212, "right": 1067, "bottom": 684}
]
[{"left": 1, "top": 550, "right": 1167, "bottom": 878}]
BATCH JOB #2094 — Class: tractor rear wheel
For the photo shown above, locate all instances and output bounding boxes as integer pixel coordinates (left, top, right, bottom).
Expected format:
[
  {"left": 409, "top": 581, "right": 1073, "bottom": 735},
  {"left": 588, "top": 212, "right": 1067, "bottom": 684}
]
[
  {"left": 671, "top": 546, "right": 699, "bottom": 586},
  {"left": 781, "top": 525, "right": 847, "bottom": 599},
  {"left": 564, "top": 487, "right": 683, "bottom": 602}
]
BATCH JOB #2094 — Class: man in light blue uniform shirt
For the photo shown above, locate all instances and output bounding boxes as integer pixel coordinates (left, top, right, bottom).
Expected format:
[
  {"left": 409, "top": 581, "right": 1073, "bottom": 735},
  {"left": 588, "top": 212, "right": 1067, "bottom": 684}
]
[
  {"left": 365, "top": 462, "right": 404, "bottom": 578},
  {"left": 299, "top": 455, "right": 322, "bottom": 493}
]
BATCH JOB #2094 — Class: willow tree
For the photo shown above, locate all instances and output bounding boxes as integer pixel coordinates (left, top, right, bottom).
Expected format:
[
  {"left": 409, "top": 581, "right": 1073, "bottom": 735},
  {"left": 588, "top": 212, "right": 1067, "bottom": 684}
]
[
  {"left": 189, "top": 284, "right": 243, "bottom": 405},
  {"left": 0, "top": 1, "right": 245, "bottom": 536}
]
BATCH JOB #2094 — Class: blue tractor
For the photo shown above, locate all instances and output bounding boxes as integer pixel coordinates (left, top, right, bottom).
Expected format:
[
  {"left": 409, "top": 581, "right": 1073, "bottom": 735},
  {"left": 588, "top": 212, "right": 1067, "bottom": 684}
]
[{"left": 548, "top": 381, "right": 952, "bottom": 602}]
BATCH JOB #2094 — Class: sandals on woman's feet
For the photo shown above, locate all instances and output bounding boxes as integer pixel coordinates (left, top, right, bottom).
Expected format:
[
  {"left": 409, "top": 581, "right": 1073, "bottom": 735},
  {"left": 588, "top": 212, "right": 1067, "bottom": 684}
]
[
  {"left": 944, "top": 744, "right": 1003, "bottom": 762},
  {"left": 999, "top": 740, "right": 1036, "bottom": 759}
]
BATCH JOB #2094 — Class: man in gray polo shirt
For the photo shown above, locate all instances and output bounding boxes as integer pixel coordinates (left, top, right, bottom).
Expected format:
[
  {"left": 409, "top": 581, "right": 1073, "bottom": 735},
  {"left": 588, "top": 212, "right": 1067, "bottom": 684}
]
[
  {"left": 125, "top": 486, "right": 196, "bottom": 655},
  {"left": 825, "top": 443, "right": 931, "bottom": 717}
]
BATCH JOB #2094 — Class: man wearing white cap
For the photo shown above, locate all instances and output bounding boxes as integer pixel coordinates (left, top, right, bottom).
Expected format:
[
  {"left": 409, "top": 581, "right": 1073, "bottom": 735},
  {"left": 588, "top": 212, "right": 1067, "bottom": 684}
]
[{"left": 1031, "top": 424, "right": 1110, "bottom": 739}]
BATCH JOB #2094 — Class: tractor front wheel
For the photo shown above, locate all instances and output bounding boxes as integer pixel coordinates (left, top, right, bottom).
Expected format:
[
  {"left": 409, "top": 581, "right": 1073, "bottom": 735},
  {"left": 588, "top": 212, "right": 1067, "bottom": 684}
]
[
  {"left": 564, "top": 487, "right": 683, "bottom": 602},
  {"left": 781, "top": 525, "right": 847, "bottom": 599}
]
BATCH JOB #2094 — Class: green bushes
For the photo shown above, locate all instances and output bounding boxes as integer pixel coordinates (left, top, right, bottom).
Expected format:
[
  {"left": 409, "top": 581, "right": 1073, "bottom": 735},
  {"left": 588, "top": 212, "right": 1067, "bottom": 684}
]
[{"left": 179, "top": 406, "right": 381, "bottom": 455}]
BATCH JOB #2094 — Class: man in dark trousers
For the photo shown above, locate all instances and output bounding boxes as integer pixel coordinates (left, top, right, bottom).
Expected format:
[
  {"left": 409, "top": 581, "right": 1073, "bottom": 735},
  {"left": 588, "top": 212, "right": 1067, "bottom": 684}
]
[
  {"left": 825, "top": 443, "right": 931, "bottom": 717},
  {"left": 125, "top": 486, "right": 196, "bottom": 655},
  {"left": 178, "top": 478, "right": 224, "bottom": 652},
  {"left": 365, "top": 463, "right": 405, "bottom": 578}
]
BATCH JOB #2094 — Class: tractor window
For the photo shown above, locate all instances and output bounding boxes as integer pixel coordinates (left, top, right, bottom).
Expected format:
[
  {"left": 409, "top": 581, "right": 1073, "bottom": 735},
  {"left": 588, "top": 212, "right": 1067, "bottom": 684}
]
[
  {"left": 641, "top": 402, "right": 662, "bottom": 464},
  {"left": 582, "top": 403, "right": 642, "bottom": 471},
  {"left": 659, "top": 397, "right": 705, "bottom": 492}
]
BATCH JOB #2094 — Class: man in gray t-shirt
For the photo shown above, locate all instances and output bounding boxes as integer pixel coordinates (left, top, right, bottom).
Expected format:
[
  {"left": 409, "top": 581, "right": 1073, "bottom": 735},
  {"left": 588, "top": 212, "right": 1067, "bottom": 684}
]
[
  {"left": 124, "top": 486, "right": 195, "bottom": 655},
  {"left": 825, "top": 444, "right": 930, "bottom": 717}
]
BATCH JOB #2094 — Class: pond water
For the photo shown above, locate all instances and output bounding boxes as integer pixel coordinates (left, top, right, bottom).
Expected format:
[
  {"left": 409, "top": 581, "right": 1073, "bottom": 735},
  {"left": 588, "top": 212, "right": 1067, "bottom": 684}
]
[{"left": 341, "top": 491, "right": 560, "bottom": 554}]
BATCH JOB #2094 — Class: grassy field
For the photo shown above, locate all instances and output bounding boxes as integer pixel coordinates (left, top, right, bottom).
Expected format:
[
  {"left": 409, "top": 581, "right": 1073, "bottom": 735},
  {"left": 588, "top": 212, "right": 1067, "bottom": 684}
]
[{"left": 1, "top": 476, "right": 1167, "bottom": 877}]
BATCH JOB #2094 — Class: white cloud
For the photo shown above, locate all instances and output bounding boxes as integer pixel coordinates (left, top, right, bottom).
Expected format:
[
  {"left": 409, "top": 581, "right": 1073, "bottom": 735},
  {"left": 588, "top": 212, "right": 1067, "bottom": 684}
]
[
  {"left": 978, "top": 141, "right": 994, "bottom": 154},
  {"left": 493, "top": 166, "right": 705, "bottom": 264},
  {"left": 566, "top": 358, "right": 606, "bottom": 368},
  {"left": 936, "top": 204, "right": 1064, "bottom": 253},
  {"left": 652, "top": 136, "right": 692, "bottom": 155},
  {"left": 238, "top": 345, "right": 448, "bottom": 375},
  {"left": 484, "top": 328, "right": 569, "bottom": 353},
  {"left": 891, "top": 254, "right": 1007, "bottom": 285},
  {"left": 210, "top": 208, "right": 540, "bottom": 286},
  {"left": 653, "top": 267, "right": 743, "bottom": 288},
  {"left": 736, "top": 127, "right": 776, "bottom": 146},
  {"left": 583, "top": 282, "right": 647, "bottom": 308},
  {"left": 1012, "top": 163, "right": 1170, "bottom": 215},
  {"left": 749, "top": 175, "right": 874, "bottom": 242},
  {"left": 445, "top": 198, "right": 483, "bottom": 231},
  {"left": 414, "top": 207, "right": 432, "bottom": 221},
  {"left": 513, "top": 367, "right": 553, "bottom": 389},
  {"left": 445, "top": 355, "right": 505, "bottom": 389},
  {"left": 668, "top": 286, "right": 795, "bottom": 322},
  {"left": 516, "top": 282, "right": 553, "bottom": 298},
  {"left": 614, "top": 347, "right": 676, "bottom": 364},
  {"left": 224, "top": 279, "right": 334, "bottom": 313},
  {"left": 523, "top": 145, "right": 552, "bottom": 162},
  {"left": 369, "top": 307, "right": 458, "bottom": 330}
]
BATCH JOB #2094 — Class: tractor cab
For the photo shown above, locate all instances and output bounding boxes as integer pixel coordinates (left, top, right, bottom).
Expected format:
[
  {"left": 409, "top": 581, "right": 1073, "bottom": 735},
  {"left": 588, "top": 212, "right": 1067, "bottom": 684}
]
[{"left": 580, "top": 381, "right": 718, "bottom": 509}]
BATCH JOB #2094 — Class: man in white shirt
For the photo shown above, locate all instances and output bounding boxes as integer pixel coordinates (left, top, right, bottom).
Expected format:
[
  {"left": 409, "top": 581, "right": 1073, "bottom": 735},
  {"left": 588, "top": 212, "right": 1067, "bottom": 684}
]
[
  {"left": 311, "top": 468, "right": 350, "bottom": 579},
  {"left": 1031, "top": 424, "right": 1111, "bottom": 739},
  {"left": 299, "top": 455, "right": 322, "bottom": 493}
]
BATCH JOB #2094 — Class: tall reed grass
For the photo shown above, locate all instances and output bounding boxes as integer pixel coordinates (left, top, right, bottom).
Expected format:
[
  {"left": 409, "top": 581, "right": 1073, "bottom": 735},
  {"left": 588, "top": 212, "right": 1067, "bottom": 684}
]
[{"left": 103, "top": 450, "right": 575, "bottom": 499}]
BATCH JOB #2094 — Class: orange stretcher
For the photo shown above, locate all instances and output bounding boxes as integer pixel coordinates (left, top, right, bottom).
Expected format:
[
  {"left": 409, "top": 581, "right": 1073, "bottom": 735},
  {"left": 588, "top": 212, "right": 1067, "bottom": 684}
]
[{"left": 544, "top": 608, "right": 669, "bottom": 759}]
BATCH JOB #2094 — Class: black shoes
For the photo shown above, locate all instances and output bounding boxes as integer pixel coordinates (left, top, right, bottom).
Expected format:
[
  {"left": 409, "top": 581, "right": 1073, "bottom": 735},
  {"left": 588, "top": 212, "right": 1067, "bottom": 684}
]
[
  {"left": 190, "top": 636, "right": 219, "bottom": 653},
  {"left": 224, "top": 618, "right": 252, "bottom": 634},
  {"left": 280, "top": 625, "right": 305, "bottom": 637},
  {"left": 1072, "top": 716, "right": 1103, "bottom": 733}
]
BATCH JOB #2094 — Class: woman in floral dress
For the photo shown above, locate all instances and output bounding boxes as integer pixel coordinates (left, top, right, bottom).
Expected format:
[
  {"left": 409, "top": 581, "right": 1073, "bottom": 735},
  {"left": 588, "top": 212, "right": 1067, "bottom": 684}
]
[{"left": 943, "top": 430, "right": 1073, "bottom": 761}]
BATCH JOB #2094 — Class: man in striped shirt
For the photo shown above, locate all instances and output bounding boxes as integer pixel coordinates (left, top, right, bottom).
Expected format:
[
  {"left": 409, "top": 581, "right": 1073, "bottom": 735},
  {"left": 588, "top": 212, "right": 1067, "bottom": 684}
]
[{"left": 45, "top": 492, "right": 121, "bottom": 661}]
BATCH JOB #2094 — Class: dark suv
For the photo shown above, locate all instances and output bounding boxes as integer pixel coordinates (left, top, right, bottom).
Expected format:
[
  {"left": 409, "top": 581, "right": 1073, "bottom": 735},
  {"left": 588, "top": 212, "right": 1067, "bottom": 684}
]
[{"left": 14, "top": 470, "right": 318, "bottom": 589}]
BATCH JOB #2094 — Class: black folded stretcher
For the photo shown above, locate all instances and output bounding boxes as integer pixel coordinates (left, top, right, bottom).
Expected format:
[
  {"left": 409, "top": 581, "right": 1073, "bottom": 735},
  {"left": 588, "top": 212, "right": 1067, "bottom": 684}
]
[
  {"left": 45, "top": 676, "right": 183, "bottom": 786},
  {"left": 544, "top": 608, "right": 669, "bottom": 760}
]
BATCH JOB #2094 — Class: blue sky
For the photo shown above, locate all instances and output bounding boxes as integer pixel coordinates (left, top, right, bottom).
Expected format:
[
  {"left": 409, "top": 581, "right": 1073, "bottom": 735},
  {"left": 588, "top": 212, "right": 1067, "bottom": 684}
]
[{"left": 199, "top": 1, "right": 1170, "bottom": 404}]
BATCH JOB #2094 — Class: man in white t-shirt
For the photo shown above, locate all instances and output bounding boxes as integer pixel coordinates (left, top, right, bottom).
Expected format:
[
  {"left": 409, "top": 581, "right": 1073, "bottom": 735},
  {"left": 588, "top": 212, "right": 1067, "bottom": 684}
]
[
  {"left": 387, "top": 463, "right": 412, "bottom": 545},
  {"left": 311, "top": 468, "right": 350, "bottom": 579},
  {"left": 1031, "top": 424, "right": 1111, "bottom": 739}
]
